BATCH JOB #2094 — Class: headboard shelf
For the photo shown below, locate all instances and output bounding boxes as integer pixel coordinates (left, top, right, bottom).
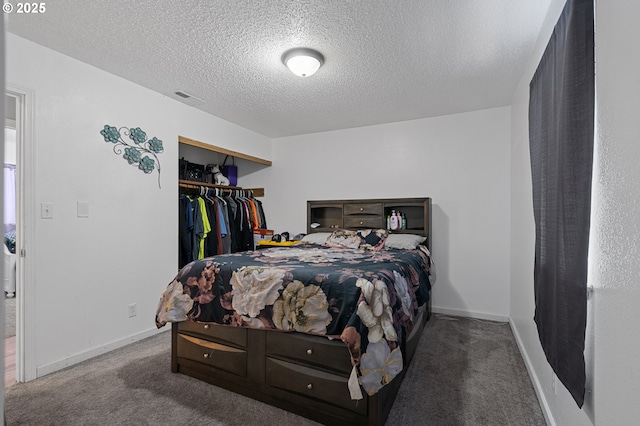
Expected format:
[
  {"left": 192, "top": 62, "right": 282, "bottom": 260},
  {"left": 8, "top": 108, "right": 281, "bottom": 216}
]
[{"left": 307, "top": 197, "right": 432, "bottom": 249}]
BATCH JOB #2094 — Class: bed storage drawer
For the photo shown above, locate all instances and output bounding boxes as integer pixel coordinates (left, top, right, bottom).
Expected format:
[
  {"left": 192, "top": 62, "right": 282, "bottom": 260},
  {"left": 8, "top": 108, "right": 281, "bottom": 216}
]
[
  {"left": 266, "top": 357, "right": 367, "bottom": 415},
  {"left": 343, "top": 216, "right": 383, "bottom": 229},
  {"left": 177, "top": 334, "right": 247, "bottom": 377},
  {"left": 266, "top": 332, "right": 353, "bottom": 374},
  {"left": 343, "top": 203, "right": 383, "bottom": 216},
  {"left": 177, "top": 321, "right": 247, "bottom": 348}
]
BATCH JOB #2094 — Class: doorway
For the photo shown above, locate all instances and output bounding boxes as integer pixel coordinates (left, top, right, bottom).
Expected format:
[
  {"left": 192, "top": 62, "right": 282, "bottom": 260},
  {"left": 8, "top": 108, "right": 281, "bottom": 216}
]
[
  {"left": 4, "top": 94, "right": 17, "bottom": 387},
  {"left": 4, "top": 86, "right": 35, "bottom": 385}
]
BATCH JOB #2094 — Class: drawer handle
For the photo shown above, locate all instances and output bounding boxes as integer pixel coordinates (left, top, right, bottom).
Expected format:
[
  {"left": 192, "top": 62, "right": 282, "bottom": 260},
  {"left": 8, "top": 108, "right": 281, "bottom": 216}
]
[
  {"left": 360, "top": 207, "right": 364, "bottom": 211},
  {"left": 359, "top": 221, "right": 364, "bottom": 225},
  {"left": 203, "top": 353, "right": 209, "bottom": 359},
  {"left": 306, "top": 349, "right": 313, "bottom": 355},
  {"left": 307, "top": 383, "right": 313, "bottom": 390},
  {"left": 204, "top": 324, "right": 209, "bottom": 329}
]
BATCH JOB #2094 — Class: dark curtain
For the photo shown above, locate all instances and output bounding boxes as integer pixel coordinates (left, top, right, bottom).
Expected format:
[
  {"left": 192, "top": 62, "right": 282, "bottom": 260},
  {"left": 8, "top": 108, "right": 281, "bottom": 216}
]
[{"left": 528, "top": 0, "right": 594, "bottom": 408}]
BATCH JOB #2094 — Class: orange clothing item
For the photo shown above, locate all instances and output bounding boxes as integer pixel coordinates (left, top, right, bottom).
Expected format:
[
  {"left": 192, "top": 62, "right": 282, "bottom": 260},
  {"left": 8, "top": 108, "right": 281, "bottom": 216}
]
[{"left": 248, "top": 200, "right": 260, "bottom": 230}]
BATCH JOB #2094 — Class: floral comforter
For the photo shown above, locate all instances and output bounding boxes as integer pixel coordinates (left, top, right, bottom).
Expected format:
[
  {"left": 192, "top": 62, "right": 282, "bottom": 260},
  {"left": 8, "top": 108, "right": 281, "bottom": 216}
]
[{"left": 155, "top": 244, "right": 432, "bottom": 396}]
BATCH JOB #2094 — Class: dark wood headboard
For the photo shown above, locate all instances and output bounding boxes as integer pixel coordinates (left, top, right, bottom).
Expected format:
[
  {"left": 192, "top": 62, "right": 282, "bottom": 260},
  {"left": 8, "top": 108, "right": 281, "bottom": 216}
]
[{"left": 307, "top": 197, "right": 431, "bottom": 249}]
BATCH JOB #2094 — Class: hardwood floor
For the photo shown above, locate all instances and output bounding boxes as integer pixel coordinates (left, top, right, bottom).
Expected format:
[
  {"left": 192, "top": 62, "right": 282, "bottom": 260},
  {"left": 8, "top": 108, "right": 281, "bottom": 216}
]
[{"left": 5, "top": 335, "right": 16, "bottom": 388}]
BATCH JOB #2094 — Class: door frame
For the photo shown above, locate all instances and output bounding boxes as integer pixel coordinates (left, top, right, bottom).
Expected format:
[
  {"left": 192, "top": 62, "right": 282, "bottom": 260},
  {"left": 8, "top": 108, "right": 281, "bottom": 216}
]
[{"left": 6, "top": 84, "right": 36, "bottom": 382}]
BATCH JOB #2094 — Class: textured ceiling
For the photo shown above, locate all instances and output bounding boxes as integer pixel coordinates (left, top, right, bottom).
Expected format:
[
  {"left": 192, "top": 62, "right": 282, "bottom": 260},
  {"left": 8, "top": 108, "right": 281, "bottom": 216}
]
[{"left": 7, "top": 0, "right": 551, "bottom": 138}]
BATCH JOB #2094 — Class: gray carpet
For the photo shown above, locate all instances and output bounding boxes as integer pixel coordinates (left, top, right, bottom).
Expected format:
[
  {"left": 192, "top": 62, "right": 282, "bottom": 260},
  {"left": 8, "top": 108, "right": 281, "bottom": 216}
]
[{"left": 4, "top": 315, "right": 546, "bottom": 426}]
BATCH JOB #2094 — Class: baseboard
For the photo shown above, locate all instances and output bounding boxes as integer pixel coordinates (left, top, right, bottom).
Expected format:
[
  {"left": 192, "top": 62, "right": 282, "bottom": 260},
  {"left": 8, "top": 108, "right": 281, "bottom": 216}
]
[
  {"left": 36, "top": 327, "right": 170, "bottom": 378},
  {"left": 509, "top": 319, "right": 556, "bottom": 426},
  {"left": 431, "top": 306, "right": 509, "bottom": 323}
]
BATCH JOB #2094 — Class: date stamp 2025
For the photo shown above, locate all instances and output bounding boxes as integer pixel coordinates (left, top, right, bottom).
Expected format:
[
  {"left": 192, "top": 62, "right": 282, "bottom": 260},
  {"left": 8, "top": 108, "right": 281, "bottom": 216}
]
[{"left": 3, "top": 2, "right": 46, "bottom": 14}]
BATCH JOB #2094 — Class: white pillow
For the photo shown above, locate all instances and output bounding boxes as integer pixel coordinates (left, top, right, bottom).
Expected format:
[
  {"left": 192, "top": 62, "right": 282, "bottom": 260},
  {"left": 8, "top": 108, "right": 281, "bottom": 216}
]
[
  {"left": 385, "top": 234, "right": 426, "bottom": 250},
  {"left": 300, "top": 232, "right": 332, "bottom": 245}
]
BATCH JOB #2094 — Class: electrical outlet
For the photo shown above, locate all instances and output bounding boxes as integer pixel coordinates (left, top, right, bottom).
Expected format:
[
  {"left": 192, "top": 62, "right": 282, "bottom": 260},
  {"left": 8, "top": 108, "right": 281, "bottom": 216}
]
[{"left": 128, "top": 303, "right": 137, "bottom": 318}]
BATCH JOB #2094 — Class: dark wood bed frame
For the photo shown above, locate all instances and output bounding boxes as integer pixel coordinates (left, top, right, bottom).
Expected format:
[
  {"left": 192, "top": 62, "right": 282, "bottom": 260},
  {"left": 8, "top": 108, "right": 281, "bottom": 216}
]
[{"left": 171, "top": 197, "right": 432, "bottom": 425}]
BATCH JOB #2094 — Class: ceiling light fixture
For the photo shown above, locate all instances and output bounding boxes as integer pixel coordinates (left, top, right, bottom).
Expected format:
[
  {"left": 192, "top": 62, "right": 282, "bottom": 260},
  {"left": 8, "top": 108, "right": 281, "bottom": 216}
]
[{"left": 281, "top": 47, "right": 324, "bottom": 77}]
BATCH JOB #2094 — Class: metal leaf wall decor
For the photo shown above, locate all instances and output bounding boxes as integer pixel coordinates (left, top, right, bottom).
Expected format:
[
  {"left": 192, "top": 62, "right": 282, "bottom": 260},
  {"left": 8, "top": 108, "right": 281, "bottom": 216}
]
[{"left": 100, "top": 125, "right": 164, "bottom": 188}]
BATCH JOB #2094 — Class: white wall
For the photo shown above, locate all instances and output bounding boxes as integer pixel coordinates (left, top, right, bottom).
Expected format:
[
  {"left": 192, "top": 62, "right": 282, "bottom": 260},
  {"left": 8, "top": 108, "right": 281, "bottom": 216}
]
[
  {"left": 592, "top": 0, "right": 640, "bottom": 423},
  {"left": 268, "top": 107, "right": 512, "bottom": 320},
  {"left": 511, "top": 0, "right": 640, "bottom": 424},
  {"left": 5, "top": 33, "right": 271, "bottom": 377}
]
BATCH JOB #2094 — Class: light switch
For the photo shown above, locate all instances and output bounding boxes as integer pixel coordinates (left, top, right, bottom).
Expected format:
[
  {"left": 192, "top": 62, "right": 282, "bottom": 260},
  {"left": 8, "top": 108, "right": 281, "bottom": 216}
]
[
  {"left": 41, "top": 203, "right": 54, "bottom": 219},
  {"left": 77, "top": 201, "right": 90, "bottom": 218}
]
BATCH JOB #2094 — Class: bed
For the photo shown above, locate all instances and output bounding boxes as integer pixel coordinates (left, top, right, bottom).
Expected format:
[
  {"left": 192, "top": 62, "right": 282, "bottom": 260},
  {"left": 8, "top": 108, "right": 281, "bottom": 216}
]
[{"left": 156, "top": 197, "right": 433, "bottom": 425}]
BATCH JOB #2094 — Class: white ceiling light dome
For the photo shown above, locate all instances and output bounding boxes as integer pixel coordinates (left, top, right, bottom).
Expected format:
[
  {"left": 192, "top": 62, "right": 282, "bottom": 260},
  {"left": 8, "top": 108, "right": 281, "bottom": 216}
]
[{"left": 281, "top": 47, "right": 324, "bottom": 77}]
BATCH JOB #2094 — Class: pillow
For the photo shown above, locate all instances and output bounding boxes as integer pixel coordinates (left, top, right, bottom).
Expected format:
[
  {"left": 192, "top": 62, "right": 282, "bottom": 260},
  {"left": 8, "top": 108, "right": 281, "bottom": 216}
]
[
  {"left": 300, "top": 232, "right": 332, "bottom": 245},
  {"left": 323, "top": 229, "right": 362, "bottom": 249},
  {"left": 358, "top": 229, "right": 388, "bottom": 251},
  {"left": 384, "top": 233, "right": 426, "bottom": 250}
]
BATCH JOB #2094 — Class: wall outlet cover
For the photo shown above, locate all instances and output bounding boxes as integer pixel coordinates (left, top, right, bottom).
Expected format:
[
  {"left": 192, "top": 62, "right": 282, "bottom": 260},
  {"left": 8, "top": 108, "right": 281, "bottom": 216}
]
[{"left": 77, "top": 201, "right": 90, "bottom": 218}]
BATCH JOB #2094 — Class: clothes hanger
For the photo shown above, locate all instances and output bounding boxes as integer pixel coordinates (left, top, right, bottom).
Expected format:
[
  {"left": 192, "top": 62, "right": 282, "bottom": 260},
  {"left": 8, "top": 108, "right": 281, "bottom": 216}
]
[{"left": 217, "top": 187, "right": 227, "bottom": 205}]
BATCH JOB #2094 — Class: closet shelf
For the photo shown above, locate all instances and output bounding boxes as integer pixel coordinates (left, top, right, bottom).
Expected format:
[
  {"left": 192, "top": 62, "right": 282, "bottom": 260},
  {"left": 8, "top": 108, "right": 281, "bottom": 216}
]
[
  {"left": 178, "top": 136, "right": 272, "bottom": 166},
  {"left": 178, "top": 136, "right": 270, "bottom": 198}
]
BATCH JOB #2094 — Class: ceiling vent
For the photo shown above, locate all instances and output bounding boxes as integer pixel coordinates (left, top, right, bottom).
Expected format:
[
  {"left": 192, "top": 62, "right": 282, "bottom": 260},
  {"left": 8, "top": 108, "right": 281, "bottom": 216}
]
[{"left": 173, "top": 90, "right": 205, "bottom": 105}]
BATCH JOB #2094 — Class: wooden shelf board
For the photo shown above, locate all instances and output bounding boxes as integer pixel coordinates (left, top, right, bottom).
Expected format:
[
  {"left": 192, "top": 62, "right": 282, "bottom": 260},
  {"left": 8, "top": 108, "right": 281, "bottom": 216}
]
[{"left": 179, "top": 136, "right": 272, "bottom": 166}]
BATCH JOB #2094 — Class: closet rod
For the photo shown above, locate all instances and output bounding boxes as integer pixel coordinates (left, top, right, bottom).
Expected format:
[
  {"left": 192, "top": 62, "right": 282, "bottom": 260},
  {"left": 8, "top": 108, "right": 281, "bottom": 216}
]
[
  {"left": 179, "top": 179, "right": 240, "bottom": 190},
  {"left": 178, "top": 180, "right": 264, "bottom": 197}
]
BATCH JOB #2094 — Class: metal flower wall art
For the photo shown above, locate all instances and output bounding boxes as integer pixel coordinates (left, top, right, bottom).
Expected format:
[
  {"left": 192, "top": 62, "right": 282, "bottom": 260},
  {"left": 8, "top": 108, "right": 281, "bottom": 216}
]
[{"left": 100, "top": 125, "right": 164, "bottom": 188}]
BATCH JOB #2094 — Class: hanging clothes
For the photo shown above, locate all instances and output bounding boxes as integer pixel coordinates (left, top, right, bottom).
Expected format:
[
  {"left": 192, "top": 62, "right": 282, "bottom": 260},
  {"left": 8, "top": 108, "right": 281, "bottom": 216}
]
[
  {"left": 204, "top": 196, "right": 219, "bottom": 258},
  {"left": 178, "top": 188, "right": 268, "bottom": 268},
  {"left": 178, "top": 195, "right": 191, "bottom": 267},
  {"left": 197, "top": 197, "right": 212, "bottom": 259}
]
